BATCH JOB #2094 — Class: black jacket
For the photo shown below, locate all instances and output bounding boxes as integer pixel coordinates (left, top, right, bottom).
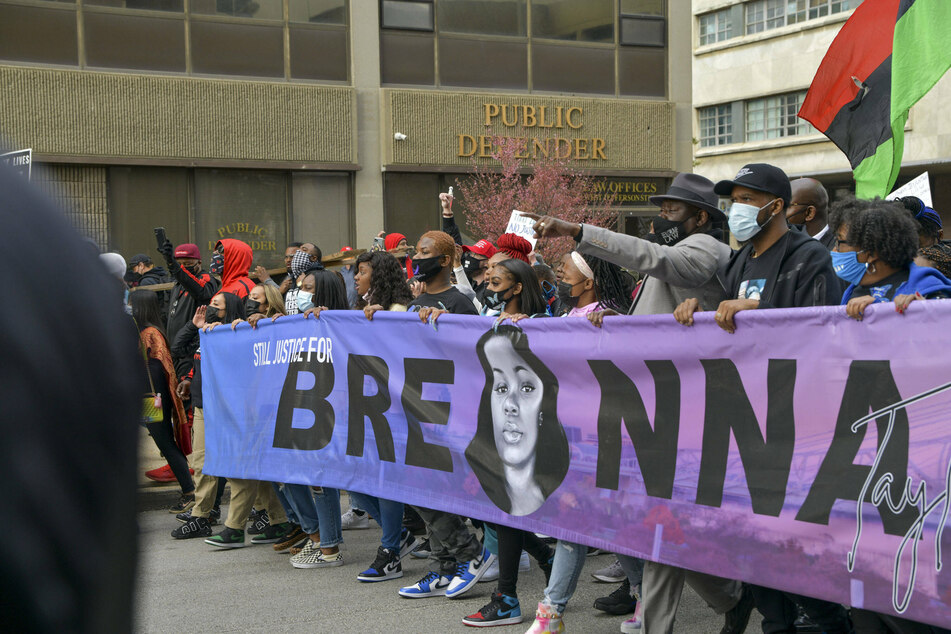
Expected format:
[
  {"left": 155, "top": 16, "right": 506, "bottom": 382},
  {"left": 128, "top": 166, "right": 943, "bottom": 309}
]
[
  {"left": 172, "top": 322, "right": 203, "bottom": 408},
  {"left": 166, "top": 267, "right": 219, "bottom": 378},
  {"left": 720, "top": 228, "right": 841, "bottom": 310}
]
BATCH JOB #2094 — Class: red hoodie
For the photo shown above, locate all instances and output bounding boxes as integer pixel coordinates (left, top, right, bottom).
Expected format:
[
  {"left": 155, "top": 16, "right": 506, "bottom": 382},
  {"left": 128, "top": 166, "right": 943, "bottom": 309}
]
[{"left": 215, "top": 238, "right": 254, "bottom": 299}]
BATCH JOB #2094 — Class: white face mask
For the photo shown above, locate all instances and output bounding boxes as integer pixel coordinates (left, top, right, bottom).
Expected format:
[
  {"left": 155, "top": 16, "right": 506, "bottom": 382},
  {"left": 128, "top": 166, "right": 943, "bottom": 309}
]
[
  {"left": 296, "top": 290, "right": 314, "bottom": 312},
  {"left": 728, "top": 198, "right": 778, "bottom": 242}
]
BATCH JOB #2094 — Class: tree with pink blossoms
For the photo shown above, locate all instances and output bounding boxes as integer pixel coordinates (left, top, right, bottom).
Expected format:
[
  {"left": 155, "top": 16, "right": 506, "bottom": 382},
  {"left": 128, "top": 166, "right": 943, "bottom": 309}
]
[{"left": 453, "top": 135, "right": 619, "bottom": 265}]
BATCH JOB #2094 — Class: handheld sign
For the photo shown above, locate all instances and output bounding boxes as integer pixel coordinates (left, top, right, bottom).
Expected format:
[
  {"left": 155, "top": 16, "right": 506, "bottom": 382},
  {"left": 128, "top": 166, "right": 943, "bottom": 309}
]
[
  {"left": 505, "top": 210, "right": 537, "bottom": 248},
  {"left": 887, "top": 171, "right": 932, "bottom": 207},
  {"left": 0, "top": 148, "right": 32, "bottom": 180}
]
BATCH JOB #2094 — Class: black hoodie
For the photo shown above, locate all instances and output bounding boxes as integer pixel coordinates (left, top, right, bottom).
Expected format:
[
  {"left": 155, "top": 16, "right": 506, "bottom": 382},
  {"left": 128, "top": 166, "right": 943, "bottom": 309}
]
[{"left": 719, "top": 228, "right": 841, "bottom": 310}]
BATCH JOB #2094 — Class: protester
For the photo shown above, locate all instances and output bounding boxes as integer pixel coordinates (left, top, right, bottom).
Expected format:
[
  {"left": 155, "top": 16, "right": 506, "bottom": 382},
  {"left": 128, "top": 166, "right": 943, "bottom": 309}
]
[
  {"left": 131, "top": 290, "right": 195, "bottom": 513},
  {"left": 529, "top": 172, "right": 750, "bottom": 634},
  {"left": 234, "top": 283, "right": 284, "bottom": 329},
  {"left": 338, "top": 246, "right": 360, "bottom": 308},
  {"left": 558, "top": 250, "right": 632, "bottom": 317},
  {"left": 831, "top": 197, "right": 951, "bottom": 320},
  {"left": 917, "top": 243, "right": 951, "bottom": 278},
  {"left": 787, "top": 178, "right": 834, "bottom": 248},
  {"left": 496, "top": 233, "right": 532, "bottom": 264},
  {"left": 162, "top": 243, "right": 219, "bottom": 377},
  {"left": 284, "top": 242, "right": 323, "bottom": 314},
  {"left": 346, "top": 251, "right": 424, "bottom": 581},
  {"left": 130, "top": 253, "right": 170, "bottom": 287},
  {"left": 408, "top": 230, "right": 479, "bottom": 316},
  {"left": 675, "top": 163, "right": 849, "bottom": 633},
  {"left": 532, "top": 263, "right": 566, "bottom": 317}
]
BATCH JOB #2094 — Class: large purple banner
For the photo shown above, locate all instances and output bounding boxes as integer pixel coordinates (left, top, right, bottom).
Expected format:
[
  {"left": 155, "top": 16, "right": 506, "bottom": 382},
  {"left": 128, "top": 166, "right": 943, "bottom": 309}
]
[{"left": 202, "top": 302, "right": 951, "bottom": 627}]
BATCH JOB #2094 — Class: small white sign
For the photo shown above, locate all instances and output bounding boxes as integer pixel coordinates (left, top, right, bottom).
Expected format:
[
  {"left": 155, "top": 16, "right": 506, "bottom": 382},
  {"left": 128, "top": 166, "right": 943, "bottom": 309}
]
[
  {"left": 505, "top": 210, "right": 538, "bottom": 248},
  {"left": 0, "top": 148, "right": 31, "bottom": 180},
  {"left": 887, "top": 171, "right": 932, "bottom": 208}
]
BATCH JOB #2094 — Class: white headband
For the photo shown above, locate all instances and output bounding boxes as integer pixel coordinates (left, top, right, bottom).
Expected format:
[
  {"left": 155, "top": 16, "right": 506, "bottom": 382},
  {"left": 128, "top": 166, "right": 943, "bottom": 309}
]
[{"left": 570, "top": 251, "right": 594, "bottom": 279}]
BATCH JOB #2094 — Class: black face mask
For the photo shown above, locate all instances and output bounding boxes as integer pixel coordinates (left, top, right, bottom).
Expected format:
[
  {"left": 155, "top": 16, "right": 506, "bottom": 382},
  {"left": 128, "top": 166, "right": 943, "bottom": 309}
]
[
  {"left": 410, "top": 256, "right": 444, "bottom": 282},
  {"left": 482, "top": 285, "right": 515, "bottom": 312},
  {"left": 205, "top": 309, "right": 224, "bottom": 325},
  {"left": 210, "top": 252, "right": 225, "bottom": 276},
  {"left": 245, "top": 298, "right": 262, "bottom": 318},
  {"left": 462, "top": 253, "right": 484, "bottom": 275},
  {"left": 646, "top": 214, "right": 694, "bottom": 246},
  {"left": 556, "top": 280, "right": 584, "bottom": 309}
]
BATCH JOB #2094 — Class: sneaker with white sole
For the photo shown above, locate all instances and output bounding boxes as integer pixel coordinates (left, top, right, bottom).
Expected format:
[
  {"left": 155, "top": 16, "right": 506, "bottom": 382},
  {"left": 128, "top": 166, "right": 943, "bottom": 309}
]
[
  {"left": 398, "top": 528, "right": 421, "bottom": 561},
  {"left": 524, "top": 600, "right": 565, "bottom": 634},
  {"left": 398, "top": 571, "right": 453, "bottom": 598},
  {"left": 170, "top": 515, "right": 211, "bottom": 539},
  {"left": 411, "top": 538, "right": 432, "bottom": 558},
  {"left": 592, "top": 558, "right": 625, "bottom": 583},
  {"left": 272, "top": 525, "right": 308, "bottom": 553},
  {"left": 290, "top": 540, "right": 344, "bottom": 569},
  {"left": 247, "top": 508, "right": 269, "bottom": 535},
  {"left": 357, "top": 546, "right": 402, "bottom": 582},
  {"left": 341, "top": 508, "right": 370, "bottom": 530},
  {"left": 204, "top": 526, "right": 246, "bottom": 549},
  {"left": 480, "top": 549, "right": 529, "bottom": 584},
  {"left": 446, "top": 547, "right": 497, "bottom": 599},
  {"left": 620, "top": 596, "right": 643, "bottom": 632},
  {"left": 462, "top": 592, "right": 523, "bottom": 627}
]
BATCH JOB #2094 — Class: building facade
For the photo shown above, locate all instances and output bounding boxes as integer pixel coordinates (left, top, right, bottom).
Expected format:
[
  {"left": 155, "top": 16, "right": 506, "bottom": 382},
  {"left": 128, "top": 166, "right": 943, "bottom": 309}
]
[
  {"left": 0, "top": 0, "right": 694, "bottom": 265},
  {"left": 692, "top": 0, "right": 951, "bottom": 221}
]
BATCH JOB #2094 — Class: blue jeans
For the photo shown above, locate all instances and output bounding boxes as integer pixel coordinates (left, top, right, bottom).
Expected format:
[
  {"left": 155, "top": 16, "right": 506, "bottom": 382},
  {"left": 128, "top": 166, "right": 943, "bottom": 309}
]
[
  {"left": 277, "top": 484, "right": 342, "bottom": 548},
  {"left": 275, "top": 483, "right": 319, "bottom": 535},
  {"left": 544, "top": 541, "right": 587, "bottom": 613},
  {"left": 543, "top": 543, "right": 644, "bottom": 613},
  {"left": 349, "top": 492, "right": 402, "bottom": 551}
]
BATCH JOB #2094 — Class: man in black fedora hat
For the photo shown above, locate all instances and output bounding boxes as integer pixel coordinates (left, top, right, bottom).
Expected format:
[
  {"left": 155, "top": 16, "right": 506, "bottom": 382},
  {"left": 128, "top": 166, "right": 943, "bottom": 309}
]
[{"left": 519, "top": 175, "right": 754, "bottom": 634}]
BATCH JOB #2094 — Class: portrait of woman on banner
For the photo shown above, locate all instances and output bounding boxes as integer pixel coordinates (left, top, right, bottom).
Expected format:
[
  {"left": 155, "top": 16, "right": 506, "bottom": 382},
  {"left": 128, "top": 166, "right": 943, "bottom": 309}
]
[{"left": 464, "top": 325, "right": 570, "bottom": 516}]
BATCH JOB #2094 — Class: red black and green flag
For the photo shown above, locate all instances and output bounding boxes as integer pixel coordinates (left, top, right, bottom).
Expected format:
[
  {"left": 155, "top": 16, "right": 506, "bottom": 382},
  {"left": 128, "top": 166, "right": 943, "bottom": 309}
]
[{"left": 798, "top": 0, "right": 951, "bottom": 199}]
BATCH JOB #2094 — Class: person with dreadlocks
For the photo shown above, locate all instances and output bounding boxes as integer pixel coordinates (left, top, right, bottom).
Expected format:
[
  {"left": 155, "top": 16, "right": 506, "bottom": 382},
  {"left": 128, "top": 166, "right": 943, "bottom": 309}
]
[
  {"left": 556, "top": 249, "right": 633, "bottom": 317},
  {"left": 898, "top": 195, "right": 951, "bottom": 279}
]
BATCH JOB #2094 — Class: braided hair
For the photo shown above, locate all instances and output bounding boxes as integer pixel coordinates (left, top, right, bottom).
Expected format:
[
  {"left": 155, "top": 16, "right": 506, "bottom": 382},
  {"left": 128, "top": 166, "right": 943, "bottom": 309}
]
[
  {"left": 580, "top": 252, "right": 634, "bottom": 313},
  {"left": 918, "top": 243, "right": 951, "bottom": 278}
]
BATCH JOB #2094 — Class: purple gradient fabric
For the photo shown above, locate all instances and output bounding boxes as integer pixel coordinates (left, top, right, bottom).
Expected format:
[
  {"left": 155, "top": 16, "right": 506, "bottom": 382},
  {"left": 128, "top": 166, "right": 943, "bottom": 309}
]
[{"left": 202, "top": 302, "right": 951, "bottom": 627}]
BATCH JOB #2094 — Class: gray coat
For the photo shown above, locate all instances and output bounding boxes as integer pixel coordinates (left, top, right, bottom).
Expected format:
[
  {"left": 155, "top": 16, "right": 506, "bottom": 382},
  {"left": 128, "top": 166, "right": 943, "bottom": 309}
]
[{"left": 576, "top": 224, "right": 730, "bottom": 316}]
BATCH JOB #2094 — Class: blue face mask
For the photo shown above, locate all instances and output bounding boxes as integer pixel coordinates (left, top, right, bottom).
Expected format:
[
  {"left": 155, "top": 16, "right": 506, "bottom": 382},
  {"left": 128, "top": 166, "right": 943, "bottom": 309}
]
[
  {"left": 728, "top": 199, "right": 779, "bottom": 242},
  {"left": 296, "top": 290, "right": 314, "bottom": 312},
  {"left": 831, "top": 250, "right": 868, "bottom": 285}
]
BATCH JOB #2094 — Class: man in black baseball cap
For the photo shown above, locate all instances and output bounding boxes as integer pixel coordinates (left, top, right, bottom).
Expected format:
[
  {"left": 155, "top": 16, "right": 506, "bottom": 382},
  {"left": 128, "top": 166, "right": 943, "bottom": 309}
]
[
  {"left": 676, "top": 162, "right": 840, "bottom": 332},
  {"left": 674, "top": 162, "right": 847, "bottom": 631}
]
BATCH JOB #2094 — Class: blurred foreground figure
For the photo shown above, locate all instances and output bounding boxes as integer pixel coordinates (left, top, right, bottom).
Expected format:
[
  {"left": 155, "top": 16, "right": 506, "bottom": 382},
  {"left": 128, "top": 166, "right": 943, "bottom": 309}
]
[{"left": 0, "top": 165, "right": 141, "bottom": 632}]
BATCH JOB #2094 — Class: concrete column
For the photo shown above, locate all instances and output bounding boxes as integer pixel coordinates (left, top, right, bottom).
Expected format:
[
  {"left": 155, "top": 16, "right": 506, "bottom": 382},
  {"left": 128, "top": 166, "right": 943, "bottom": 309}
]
[
  {"left": 349, "top": 2, "right": 384, "bottom": 247},
  {"left": 669, "top": 0, "right": 694, "bottom": 174}
]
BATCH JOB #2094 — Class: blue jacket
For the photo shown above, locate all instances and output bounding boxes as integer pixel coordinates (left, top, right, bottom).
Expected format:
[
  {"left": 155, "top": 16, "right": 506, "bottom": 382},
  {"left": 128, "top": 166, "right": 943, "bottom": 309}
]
[{"left": 841, "top": 262, "right": 951, "bottom": 304}]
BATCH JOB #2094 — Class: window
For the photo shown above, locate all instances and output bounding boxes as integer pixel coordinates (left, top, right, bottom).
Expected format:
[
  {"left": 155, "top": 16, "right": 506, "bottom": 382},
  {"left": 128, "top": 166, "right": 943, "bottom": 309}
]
[
  {"left": 86, "top": 0, "right": 184, "bottom": 10},
  {"left": 699, "top": 105, "right": 733, "bottom": 147},
  {"left": 0, "top": 4, "right": 78, "bottom": 66},
  {"left": 84, "top": 12, "right": 186, "bottom": 72},
  {"left": 532, "top": 0, "right": 614, "bottom": 43},
  {"left": 436, "top": 0, "right": 526, "bottom": 36},
  {"left": 289, "top": 0, "right": 347, "bottom": 23},
  {"left": 745, "top": 91, "right": 812, "bottom": 141},
  {"left": 381, "top": 0, "right": 434, "bottom": 30},
  {"left": 699, "top": 9, "right": 731, "bottom": 45},
  {"left": 191, "top": 0, "right": 283, "bottom": 20},
  {"left": 748, "top": 0, "right": 855, "bottom": 33}
]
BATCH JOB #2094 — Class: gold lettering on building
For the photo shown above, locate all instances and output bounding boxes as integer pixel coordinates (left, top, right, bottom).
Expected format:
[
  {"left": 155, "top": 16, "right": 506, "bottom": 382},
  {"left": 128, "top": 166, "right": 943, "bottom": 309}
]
[{"left": 468, "top": 103, "right": 603, "bottom": 160}]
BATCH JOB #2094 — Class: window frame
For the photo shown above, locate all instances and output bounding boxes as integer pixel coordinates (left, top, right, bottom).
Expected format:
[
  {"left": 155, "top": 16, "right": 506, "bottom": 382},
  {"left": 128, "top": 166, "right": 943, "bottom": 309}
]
[
  {"left": 698, "top": 104, "right": 734, "bottom": 148},
  {"left": 698, "top": 8, "right": 732, "bottom": 46}
]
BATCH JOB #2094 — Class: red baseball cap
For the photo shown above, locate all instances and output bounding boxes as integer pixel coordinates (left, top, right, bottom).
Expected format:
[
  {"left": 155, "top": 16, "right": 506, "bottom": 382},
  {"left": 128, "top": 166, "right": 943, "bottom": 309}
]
[
  {"left": 462, "top": 239, "right": 497, "bottom": 258},
  {"left": 174, "top": 243, "right": 201, "bottom": 259},
  {"left": 341, "top": 246, "right": 353, "bottom": 252}
]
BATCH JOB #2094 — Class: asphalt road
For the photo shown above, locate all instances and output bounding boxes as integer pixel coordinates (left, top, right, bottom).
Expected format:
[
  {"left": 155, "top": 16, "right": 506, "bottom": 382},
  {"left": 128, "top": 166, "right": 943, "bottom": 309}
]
[{"left": 135, "top": 498, "right": 761, "bottom": 633}]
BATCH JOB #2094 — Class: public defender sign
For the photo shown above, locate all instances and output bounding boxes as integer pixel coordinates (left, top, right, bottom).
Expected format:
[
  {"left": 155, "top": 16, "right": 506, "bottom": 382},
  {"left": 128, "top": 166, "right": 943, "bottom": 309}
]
[{"left": 202, "top": 304, "right": 951, "bottom": 627}]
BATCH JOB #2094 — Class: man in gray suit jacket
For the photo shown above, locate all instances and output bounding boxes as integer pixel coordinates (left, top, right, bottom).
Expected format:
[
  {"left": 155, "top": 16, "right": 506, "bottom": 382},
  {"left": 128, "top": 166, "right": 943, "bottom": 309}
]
[{"left": 527, "top": 173, "right": 754, "bottom": 634}]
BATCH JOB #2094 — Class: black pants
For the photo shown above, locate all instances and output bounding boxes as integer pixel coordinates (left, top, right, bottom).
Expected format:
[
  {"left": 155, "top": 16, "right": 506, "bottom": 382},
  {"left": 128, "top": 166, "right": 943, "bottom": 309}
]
[
  {"left": 751, "top": 585, "right": 851, "bottom": 634},
  {"left": 146, "top": 359, "right": 193, "bottom": 495},
  {"left": 495, "top": 524, "right": 552, "bottom": 597}
]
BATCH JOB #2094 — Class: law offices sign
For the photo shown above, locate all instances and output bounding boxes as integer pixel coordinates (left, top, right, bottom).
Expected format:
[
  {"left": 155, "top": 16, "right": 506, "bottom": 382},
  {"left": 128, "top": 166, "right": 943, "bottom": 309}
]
[{"left": 382, "top": 89, "right": 675, "bottom": 173}]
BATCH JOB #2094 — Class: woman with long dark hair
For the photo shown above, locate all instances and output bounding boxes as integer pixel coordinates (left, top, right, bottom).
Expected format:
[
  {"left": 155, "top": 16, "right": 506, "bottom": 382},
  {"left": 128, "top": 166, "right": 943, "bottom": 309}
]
[
  {"left": 131, "top": 290, "right": 194, "bottom": 513},
  {"left": 351, "top": 251, "right": 422, "bottom": 582}
]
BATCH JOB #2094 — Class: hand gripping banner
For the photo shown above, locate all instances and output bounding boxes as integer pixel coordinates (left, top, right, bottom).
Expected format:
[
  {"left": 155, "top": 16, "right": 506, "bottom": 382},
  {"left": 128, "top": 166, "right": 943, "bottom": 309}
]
[{"left": 202, "top": 304, "right": 951, "bottom": 627}]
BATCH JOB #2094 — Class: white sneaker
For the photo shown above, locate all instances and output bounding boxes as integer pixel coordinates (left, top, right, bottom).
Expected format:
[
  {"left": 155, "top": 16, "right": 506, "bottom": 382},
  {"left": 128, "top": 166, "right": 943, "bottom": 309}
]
[
  {"left": 341, "top": 509, "right": 370, "bottom": 530},
  {"left": 478, "top": 550, "right": 529, "bottom": 583},
  {"left": 620, "top": 596, "right": 643, "bottom": 632}
]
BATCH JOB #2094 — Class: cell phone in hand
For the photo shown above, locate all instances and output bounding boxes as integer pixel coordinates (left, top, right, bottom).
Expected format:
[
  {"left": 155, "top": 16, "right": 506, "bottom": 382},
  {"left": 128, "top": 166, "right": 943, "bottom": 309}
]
[
  {"left": 153, "top": 227, "right": 167, "bottom": 251},
  {"left": 373, "top": 236, "right": 385, "bottom": 249}
]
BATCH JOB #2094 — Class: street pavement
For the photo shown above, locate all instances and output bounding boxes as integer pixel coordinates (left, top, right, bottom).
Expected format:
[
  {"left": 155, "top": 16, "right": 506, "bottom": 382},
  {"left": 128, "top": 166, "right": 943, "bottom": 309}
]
[{"left": 135, "top": 495, "right": 762, "bottom": 633}]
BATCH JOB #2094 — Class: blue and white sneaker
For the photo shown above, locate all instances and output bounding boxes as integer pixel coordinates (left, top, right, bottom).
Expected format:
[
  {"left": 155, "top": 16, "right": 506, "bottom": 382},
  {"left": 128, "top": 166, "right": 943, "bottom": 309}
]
[
  {"left": 462, "top": 592, "right": 523, "bottom": 627},
  {"left": 398, "top": 528, "right": 421, "bottom": 561},
  {"left": 358, "top": 546, "right": 402, "bottom": 582},
  {"left": 446, "top": 546, "right": 497, "bottom": 599},
  {"left": 398, "top": 571, "right": 453, "bottom": 598}
]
